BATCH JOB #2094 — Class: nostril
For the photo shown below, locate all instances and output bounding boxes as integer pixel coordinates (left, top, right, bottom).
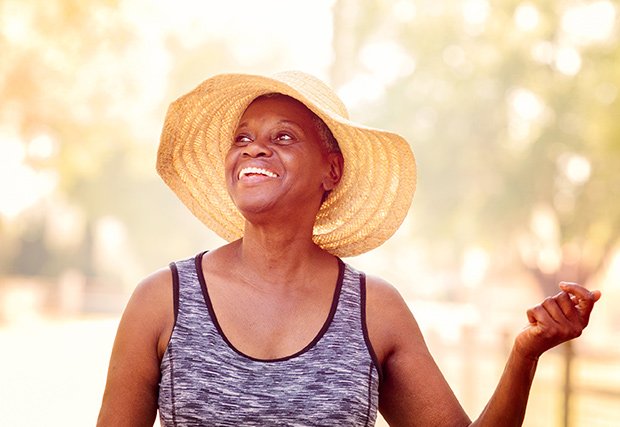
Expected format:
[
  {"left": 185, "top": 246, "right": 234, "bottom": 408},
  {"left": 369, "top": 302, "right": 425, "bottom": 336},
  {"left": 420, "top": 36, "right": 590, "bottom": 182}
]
[
  {"left": 242, "top": 141, "right": 272, "bottom": 158},
  {"left": 242, "top": 150, "right": 268, "bottom": 158}
]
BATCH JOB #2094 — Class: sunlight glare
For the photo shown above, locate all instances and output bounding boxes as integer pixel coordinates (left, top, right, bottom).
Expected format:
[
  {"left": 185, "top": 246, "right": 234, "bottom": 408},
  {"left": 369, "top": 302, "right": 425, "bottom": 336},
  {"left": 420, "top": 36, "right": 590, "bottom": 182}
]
[
  {"left": 531, "top": 205, "right": 559, "bottom": 243},
  {"left": 606, "top": 250, "right": 620, "bottom": 290},
  {"left": 537, "top": 247, "right": 562, "bottom": 274},
  {"left": 392, "top": 0, "right": 417, "bottom": 23},
  {"left": 0, "top": 134, "right": 58, "bottom": 218},
  {"left": 555, "top": 46, "right": 582, "bottom": 76},
  {"left": 28, "top": 134, "right": 57, "bottom": 160},
  {"left": 530, "top": 206, "right": 561, "bottom": 274},
  {"left": 509, "top": 87, "right": 545, "bottom": 122},
  {"left": 337, "top": 73, "right": 385, "bottom": 108},
  {"left": 0, "top": 1, "right": 33, "bottom": 43},
  {"left": 359, "top": 41, "right": 416, "bottom": 85},
  {"left": 514, "top": 3, "right": 540, "bottom": 32},
  {"left": 461, "top": 247, "right": 489, "bottom": 288},
  {"left": 562, "top": 0, "right": 617, "bottom": 46},
  {"left": 462, "top": 0, "right": 489, "bottom": 35},
  {"left": 558, "top": 153, "right": 591, "bottom": 185},
  {"left": 462, "top": 0, "right": 490, "bottom": 26},
  {"left": 147, "top": 0, "right": 335, "bottom": 77}
]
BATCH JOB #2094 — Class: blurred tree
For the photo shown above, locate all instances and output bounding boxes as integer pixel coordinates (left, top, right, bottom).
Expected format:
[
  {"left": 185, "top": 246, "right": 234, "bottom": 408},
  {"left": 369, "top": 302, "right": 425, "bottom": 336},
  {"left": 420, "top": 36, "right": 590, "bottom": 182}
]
[
  {"left": 0, "top": 0, "right": 223, "bottom": 282},
  {"left": 331, "top": 1, "right": 619, "bottom": 425},
  {"left": 0, "top": 0, "right": 331, "bottom": 285},
  {"left": 332, "top": 0, "right": 620, "bottom": 298}
]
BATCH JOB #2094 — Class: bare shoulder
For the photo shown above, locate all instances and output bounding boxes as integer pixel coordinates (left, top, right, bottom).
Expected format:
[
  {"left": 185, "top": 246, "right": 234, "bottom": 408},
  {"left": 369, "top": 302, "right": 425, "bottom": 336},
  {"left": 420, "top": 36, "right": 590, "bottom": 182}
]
[
  {"left": 97, "top": 266, "right": 175, "bottom": 426},
  {"left": 365, "top": 274, "right": 408, "bottom": 308},
  {"left": 130, "top": 267, "right": 174, "bottom": 307},
  {"left": 364, "top": 274, "right": 426, "bottom": 365},
  {"left": 364, "top": 274, "right": 470, "bottom": 426},
  {"left": 124, "top": 266, "right": 176, "bottom": 357}
]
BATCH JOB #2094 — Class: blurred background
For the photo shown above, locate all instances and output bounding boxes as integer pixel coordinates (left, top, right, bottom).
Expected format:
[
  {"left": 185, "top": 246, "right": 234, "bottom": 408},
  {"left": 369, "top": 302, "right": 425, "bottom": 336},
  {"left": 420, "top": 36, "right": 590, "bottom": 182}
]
[{"left": 1, "top": 0, "right": 619, "bottom": 425}]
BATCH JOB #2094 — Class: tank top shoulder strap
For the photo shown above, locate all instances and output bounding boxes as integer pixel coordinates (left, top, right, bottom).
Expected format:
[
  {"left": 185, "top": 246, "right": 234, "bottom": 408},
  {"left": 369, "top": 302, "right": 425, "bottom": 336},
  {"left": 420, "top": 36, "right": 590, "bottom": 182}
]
[{"left": 168, "top": 251, "right": 208, "bottom": 328}]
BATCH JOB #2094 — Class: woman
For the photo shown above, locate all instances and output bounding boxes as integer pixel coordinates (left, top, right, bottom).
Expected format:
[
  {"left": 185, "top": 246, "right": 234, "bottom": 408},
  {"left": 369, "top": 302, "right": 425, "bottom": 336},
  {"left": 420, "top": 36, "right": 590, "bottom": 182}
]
[{"left": 97, "top": 71, "right": 600, "bottom": 426}]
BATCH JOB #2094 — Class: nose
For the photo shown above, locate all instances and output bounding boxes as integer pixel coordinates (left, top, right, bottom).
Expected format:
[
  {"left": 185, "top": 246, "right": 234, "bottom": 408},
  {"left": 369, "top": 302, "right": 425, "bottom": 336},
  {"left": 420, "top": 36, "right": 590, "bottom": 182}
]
[{"left": 242, "top": 137, "right": 272, "bottom": 158}]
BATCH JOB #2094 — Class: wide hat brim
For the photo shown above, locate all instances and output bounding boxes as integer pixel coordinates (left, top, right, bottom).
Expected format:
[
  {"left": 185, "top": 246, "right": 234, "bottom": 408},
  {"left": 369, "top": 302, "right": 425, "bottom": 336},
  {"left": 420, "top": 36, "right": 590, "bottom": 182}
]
[{"left": 157, "top": 71, "right": 416, "bottom": 257}]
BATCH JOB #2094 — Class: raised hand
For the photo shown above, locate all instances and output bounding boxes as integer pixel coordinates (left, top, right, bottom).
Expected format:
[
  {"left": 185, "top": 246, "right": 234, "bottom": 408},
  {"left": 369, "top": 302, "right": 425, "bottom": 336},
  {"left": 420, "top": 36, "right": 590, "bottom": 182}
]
[{"left": 515, "top": 282, "right": 601, "bottom": 360}]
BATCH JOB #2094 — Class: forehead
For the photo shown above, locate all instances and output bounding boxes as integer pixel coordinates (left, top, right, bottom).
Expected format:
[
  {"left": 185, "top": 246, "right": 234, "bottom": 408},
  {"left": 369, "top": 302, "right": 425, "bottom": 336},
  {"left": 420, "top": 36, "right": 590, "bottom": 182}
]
[{"left": 238, "top": 94, "right": 317, "bottom": 126}]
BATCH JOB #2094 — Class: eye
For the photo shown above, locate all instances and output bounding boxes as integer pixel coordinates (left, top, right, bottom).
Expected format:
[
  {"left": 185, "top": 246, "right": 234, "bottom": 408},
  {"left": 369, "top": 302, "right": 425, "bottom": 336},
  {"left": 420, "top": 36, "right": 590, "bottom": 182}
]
[
  {"left": 233, "top": 134, "right": 252, "bottom": 146},
  {"left": 274, "top": 132, "right": 294, "bottom": 144}
]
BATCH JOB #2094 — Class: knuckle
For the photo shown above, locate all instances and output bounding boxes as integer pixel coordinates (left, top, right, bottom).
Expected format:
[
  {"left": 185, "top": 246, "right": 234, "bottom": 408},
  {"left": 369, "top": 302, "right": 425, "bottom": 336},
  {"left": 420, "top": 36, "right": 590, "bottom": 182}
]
[{"left": 559, "top": 293, "right": 572, "bottom": 304}]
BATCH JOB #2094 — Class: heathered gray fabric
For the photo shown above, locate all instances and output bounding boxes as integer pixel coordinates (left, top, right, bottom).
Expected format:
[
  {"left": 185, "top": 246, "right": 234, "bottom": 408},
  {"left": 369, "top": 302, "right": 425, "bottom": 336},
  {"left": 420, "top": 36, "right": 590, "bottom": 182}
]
[{"left": 158, "top": 252, "right": 381, "bottom": 426}]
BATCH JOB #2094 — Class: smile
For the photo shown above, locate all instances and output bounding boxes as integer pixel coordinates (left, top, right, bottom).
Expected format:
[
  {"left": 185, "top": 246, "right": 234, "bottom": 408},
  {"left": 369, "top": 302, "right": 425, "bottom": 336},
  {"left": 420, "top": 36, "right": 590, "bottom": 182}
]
[{"left": 238, "top": 167, "right": 279, "bottom": 179}]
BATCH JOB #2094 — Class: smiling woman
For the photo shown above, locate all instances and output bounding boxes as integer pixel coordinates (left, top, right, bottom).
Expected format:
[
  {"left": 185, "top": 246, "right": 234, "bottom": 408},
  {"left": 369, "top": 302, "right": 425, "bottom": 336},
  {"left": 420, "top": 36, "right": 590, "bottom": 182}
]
[
  {"left": 225, "top": 94, "right": 343, "bottom": 222},
  {"left": 97, "top": 71, "right": 600, "bottom": 427}
]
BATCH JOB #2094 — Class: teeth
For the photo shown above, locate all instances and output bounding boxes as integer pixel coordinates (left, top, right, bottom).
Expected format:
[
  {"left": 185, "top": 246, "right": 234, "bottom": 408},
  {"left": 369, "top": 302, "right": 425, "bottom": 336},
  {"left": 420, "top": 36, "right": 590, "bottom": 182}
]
[{"left": 239, "top": 167, "right": 278, "bottom": 179}]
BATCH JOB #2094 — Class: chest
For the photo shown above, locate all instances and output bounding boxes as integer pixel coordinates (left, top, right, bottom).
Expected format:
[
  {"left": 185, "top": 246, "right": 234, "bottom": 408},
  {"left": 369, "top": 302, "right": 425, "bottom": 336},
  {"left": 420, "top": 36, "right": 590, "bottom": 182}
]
[
  {"left": 209, "top": 279, "right": 337, "bottom": 360},
  {"left": 157, "top": 258, "right": 380, "bottom": 426}
]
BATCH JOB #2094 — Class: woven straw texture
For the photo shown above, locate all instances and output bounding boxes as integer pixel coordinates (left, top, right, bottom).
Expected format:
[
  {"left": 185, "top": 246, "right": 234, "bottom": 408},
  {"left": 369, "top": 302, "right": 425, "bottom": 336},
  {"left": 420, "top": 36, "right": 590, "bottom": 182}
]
[{"left": 157, "top": 71, "right": 416, "bottom": 257}]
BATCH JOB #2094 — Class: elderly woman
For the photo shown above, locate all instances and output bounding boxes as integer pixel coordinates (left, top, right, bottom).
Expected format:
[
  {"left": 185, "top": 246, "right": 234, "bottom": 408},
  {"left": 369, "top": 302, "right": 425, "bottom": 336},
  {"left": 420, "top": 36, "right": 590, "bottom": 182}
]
[{"left": 97, "top": 71, "right": 600, "bottom": 426}]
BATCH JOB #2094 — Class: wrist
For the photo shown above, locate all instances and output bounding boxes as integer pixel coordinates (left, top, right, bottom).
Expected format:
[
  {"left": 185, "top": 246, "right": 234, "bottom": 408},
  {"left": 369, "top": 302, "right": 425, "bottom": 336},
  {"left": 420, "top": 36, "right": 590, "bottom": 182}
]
[{"left": 513, "top": 335, "right": 541, "bottom": 363}]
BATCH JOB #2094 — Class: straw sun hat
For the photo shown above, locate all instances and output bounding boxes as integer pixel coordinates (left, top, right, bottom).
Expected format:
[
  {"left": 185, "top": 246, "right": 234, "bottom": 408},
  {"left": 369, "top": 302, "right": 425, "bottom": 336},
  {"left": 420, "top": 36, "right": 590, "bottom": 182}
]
[{"left": 157, "top": 70, "right": 416, "bottom": 257}]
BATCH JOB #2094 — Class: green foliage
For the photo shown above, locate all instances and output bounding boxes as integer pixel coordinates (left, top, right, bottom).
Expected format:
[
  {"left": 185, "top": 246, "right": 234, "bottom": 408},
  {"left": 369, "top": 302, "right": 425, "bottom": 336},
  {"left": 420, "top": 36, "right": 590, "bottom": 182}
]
[
  {"left": 1, "top": 0, "right": 618, "bottom": 293},
  {"left": 333, "top": 0, "right": 620, "bottom": 290}
]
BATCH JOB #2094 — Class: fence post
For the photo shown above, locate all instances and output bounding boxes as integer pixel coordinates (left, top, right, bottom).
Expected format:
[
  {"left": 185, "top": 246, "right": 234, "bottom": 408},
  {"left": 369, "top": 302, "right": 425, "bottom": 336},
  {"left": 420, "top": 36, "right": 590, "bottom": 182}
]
[{"left": 562, "top": 340, "right": 574, "bottom": 427}]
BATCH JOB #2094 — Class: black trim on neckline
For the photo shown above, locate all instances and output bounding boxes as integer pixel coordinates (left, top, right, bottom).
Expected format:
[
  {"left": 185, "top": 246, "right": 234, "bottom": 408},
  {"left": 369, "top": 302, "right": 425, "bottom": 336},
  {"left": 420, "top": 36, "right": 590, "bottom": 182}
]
[{"left": 195, "top": 251, "right": 345, "bottom": 363}]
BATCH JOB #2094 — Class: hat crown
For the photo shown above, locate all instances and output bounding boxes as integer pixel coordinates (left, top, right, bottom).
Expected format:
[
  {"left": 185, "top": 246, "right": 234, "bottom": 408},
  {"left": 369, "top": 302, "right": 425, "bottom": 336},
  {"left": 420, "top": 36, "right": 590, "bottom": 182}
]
[{"left": 272, "top": 71, "right": 350, "bottom": 120}]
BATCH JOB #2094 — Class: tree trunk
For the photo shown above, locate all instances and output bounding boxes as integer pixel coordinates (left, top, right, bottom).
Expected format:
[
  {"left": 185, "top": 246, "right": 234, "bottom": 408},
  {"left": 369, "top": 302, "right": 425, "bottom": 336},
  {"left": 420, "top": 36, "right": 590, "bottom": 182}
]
[{"left": 562, "top": 340, "right": 574, "bottom": 427}]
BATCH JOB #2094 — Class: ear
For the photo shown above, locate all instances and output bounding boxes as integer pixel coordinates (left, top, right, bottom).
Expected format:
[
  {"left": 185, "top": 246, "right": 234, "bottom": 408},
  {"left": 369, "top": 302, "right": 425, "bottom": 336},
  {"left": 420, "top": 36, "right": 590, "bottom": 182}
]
[{"left": 322, "top": 152, "right": 344, "bottom": 191}]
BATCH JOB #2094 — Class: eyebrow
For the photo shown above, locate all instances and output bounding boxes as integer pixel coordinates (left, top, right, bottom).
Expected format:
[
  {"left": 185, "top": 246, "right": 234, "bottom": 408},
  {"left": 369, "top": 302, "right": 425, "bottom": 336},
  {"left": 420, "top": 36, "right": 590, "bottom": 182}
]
[{"left": 236, "top": 119, "right": 305, "bottom": 132}]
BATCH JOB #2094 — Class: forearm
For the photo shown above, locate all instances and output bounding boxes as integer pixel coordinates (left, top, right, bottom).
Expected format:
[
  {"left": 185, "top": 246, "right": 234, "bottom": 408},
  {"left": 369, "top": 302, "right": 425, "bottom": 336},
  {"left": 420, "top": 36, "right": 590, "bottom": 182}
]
[{"left": 469, "top": 344, "right": 538, "bottom": 427}]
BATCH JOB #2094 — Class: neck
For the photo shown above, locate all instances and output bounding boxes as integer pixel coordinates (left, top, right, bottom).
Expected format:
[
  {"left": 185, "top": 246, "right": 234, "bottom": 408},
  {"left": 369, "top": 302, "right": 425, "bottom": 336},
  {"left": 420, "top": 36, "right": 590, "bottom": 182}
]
[{"left": 230, "top": 222, "right": 334, "bottom": 288}]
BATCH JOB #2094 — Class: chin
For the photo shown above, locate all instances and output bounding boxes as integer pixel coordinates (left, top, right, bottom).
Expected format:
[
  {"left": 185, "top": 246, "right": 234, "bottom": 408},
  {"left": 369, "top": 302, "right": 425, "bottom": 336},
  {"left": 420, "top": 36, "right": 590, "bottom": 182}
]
[{"left": 234, "top": 198, "right": 279, "bottom": 217}]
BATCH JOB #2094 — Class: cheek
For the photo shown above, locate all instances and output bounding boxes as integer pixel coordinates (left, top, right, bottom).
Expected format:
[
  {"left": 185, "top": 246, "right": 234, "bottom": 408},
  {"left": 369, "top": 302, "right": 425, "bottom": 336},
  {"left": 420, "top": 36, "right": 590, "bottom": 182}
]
[
  {"left": 224, "top": 146, "right": 237, "bottom": 169},
  {"left": 224, "top": 150, "right": 237, "bottom": 183}
]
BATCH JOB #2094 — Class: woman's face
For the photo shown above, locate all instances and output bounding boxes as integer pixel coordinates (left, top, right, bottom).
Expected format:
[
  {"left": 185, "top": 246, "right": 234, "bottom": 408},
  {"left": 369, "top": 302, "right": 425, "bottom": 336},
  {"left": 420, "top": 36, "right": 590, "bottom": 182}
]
[{"left": 224, "top": 94, "right": 342, "bottom": 223}]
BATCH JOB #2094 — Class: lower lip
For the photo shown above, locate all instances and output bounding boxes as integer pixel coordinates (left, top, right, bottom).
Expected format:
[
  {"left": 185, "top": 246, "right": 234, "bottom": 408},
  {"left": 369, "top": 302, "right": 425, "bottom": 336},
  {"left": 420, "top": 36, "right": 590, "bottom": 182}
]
[{"left": 239, "top": 174, "right": 277, "bottom": 183}]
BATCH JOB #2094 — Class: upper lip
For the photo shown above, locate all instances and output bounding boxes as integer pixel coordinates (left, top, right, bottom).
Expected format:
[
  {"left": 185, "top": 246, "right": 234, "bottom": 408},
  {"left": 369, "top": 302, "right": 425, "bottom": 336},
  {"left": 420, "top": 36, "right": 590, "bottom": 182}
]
[{"left": 238, "top": 166, "right": 279, "bottom": 179}]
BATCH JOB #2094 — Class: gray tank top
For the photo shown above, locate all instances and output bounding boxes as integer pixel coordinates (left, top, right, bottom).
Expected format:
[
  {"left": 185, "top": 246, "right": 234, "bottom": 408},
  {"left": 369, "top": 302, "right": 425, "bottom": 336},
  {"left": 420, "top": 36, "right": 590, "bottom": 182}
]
[{"left": 158, "top": 252, "right": 381, "bottom": 426}]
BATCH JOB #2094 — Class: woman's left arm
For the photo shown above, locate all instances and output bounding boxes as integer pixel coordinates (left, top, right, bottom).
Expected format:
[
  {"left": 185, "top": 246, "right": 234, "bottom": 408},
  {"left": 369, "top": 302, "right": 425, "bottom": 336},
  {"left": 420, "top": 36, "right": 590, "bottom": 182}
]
[
  {"left": 470, "top": 282, "right": 601, "bottom": 427},
  {"left": 367, "top": 277, "right": 600, "bottom": 427}
]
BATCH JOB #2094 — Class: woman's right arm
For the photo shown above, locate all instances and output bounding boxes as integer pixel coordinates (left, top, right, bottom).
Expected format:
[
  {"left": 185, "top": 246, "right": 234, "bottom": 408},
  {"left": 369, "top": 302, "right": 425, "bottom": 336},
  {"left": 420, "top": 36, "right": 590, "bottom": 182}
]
[{"left": 97, "top": 268, "right": 174, "bottom": 427}]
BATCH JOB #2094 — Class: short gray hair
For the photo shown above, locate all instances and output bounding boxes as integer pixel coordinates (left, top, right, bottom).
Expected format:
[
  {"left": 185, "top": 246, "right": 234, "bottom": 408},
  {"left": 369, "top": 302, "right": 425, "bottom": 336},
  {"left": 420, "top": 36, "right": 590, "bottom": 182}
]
[{"left": 311, "top": 115, "right": 341, "bottom": 154}]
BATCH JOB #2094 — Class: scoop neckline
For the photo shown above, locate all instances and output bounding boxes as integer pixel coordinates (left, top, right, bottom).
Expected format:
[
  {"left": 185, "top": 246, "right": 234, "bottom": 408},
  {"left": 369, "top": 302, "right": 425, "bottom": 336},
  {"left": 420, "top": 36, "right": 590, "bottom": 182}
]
[{"left": 194, "top": 251, "right": 345, "bottom": 363}]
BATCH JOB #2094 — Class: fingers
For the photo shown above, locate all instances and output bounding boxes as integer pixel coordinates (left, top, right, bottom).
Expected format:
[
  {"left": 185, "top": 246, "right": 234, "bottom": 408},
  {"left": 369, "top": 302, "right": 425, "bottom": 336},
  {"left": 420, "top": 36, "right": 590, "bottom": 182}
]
[
  {"left": 519, "top": 282, "right": 600, "bottom": 359},
  {"left": 541, "top": 294, "right": 570, "bottom": 324},
  {"left": 551, "top": 291, "right": 581, "bottom": 324},
  {"left": 559, "top": 281, "right": 600, "bottom": 302},
  {"left": 522, "top": 302, "right": 570, "bottom": 358},
  {"left": 559, "top": 282, "right": 601, "bottom": 327},
  {"left": 526, "top": 293, "right": 572, "bottom": 327}
]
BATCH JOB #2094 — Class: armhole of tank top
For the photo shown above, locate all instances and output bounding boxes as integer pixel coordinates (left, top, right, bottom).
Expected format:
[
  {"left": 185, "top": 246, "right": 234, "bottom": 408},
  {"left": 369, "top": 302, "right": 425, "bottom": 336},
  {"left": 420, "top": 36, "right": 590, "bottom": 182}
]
[
  {"left": 170, "top": 262, "right": 180, "bottom": 322},
  {"left": 166, "top": 261, "right": 180, "bottom": 340},
  {"left": 360, "top": 272, "right": 384, "bottom": 384}
]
